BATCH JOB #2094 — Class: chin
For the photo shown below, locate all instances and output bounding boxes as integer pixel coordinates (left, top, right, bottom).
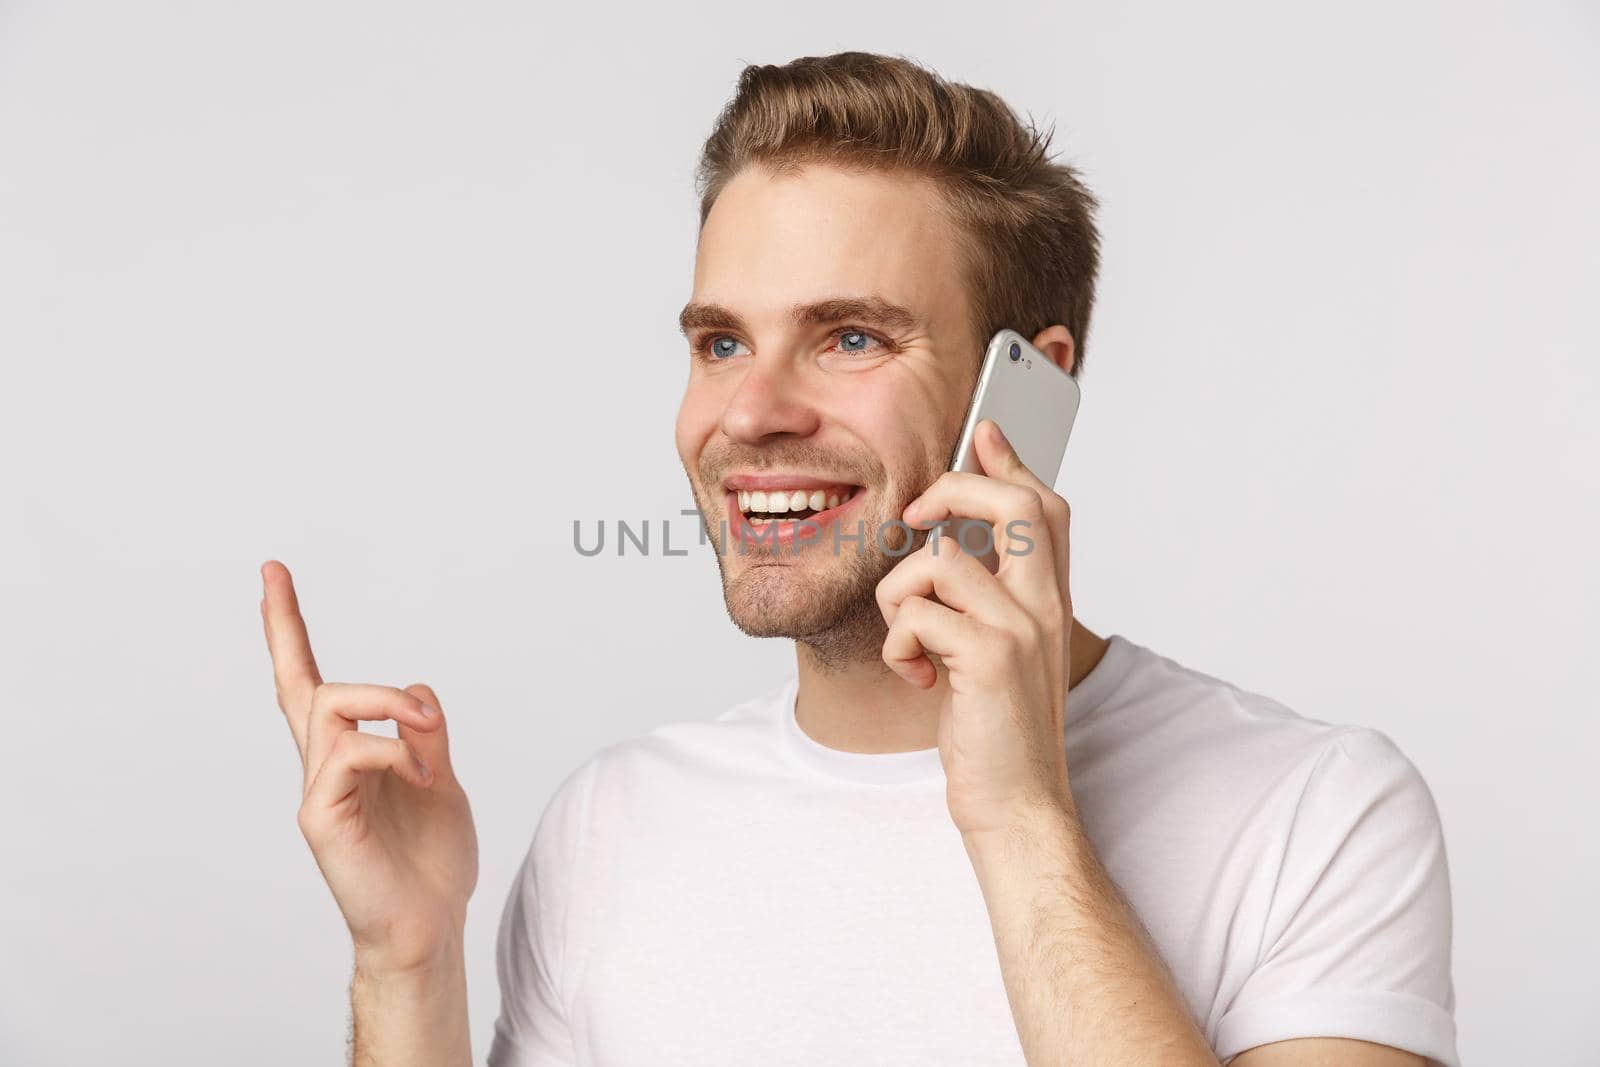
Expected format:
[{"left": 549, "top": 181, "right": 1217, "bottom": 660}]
[
  {"left": 720, "top": 565, "right": 851, "bottom": 639},
  {"left": 717, "top": 533, "right": 907, "bottom": 641}
]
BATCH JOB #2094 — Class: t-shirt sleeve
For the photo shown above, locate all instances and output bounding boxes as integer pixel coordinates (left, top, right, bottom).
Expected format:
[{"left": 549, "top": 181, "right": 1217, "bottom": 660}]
[
  {"left": 487, "top": 755, "right": 602, "bottom": 1067},
  {"left": 1214, "top": 728, "right": 1458, "bottom": 1067}
]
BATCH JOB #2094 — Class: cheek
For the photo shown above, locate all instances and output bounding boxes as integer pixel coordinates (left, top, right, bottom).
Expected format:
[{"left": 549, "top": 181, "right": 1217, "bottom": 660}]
[
  {"left": 834, "top": 371, "right": 955, "bottom": 484},
  {"left": 674, "top": 384, "right": 721, "bottom": 461}
]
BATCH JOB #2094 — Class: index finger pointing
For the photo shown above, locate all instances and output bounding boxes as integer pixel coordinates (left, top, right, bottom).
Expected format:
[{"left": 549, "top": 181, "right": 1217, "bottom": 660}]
[{"left": 260, "top": 560, "right": 323, "bottom": 755}]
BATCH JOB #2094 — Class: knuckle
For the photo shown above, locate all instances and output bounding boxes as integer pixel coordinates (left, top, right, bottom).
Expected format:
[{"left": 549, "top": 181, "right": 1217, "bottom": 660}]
[
  {"left": 1036, "top": 487, "right": 1067, "bottom": 517},
  {"left": 1013, "top": 488, "right": 1045, "bottom": 520},
  {"left": 882, "top": 619, "right": 912, "bottom": 654},
  {"left": 941, "top": 537, "right": 971, "bottom": 563}
]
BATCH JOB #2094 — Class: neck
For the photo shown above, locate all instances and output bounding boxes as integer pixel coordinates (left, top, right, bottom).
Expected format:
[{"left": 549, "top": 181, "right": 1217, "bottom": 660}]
[{"left": 793, "top": 617, "right": 1111, "bottom": 754}]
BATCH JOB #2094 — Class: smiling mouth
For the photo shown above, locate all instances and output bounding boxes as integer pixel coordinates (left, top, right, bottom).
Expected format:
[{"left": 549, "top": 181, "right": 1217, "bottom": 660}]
[{"left": 735, "top": 486, "right": 860, "bottom": 525}]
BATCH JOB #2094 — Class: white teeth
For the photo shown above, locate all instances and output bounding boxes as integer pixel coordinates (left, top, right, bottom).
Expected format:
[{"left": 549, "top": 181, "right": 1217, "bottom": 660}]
[{"left": 735, "top": 486, "right": 857, "bottom": 515}]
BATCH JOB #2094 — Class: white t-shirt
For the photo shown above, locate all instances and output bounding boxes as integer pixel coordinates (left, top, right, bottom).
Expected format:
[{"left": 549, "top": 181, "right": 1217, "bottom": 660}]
[{"left": 488, "top": 634, "right": 1457, "bottom": 1066}]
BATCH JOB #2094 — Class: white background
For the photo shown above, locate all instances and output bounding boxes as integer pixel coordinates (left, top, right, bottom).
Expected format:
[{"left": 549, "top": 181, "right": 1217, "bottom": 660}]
[{"left": 2, "top": 1, "right": 1596, "bottom": 1063}]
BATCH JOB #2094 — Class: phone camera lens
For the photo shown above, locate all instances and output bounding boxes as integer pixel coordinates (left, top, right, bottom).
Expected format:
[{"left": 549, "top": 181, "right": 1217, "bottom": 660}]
[{"left": 1008, "top": 342, "right": 1021, "bottom": 362}]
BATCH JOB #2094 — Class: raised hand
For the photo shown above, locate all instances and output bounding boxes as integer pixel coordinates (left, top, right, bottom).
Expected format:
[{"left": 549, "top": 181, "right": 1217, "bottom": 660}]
[
  {"left": 260, "top": 560, "right": 478, "bottom": 975},
  {"left": 876, "top": 419, "right": 1076, "bottom": 838}
]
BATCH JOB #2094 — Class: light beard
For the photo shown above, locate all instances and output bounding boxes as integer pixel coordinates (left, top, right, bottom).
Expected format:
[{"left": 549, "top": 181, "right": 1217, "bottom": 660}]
[
  {"left": 700, "top": 483, "right": 931, "bottom": 671},
  {"left": 686, "top": 433, "right": 948, "bottom": 670}
]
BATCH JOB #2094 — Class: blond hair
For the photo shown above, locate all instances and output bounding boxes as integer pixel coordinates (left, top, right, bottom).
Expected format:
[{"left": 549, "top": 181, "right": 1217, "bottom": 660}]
[{"left": 694, "top": 51, "right": 1101, "bottom": 376}]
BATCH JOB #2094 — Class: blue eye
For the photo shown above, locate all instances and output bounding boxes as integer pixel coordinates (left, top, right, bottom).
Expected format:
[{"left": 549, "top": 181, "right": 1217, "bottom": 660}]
[
  {"left": 707, "top": 336, "right": 747, "bottom": 360},
  {"left": 831, "top": 328, "right": 888, "bottom": 357}
]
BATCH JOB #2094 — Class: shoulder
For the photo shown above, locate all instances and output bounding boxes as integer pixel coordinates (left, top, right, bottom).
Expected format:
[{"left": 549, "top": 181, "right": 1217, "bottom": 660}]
[
  {"left": 1087, "top": 637, "right": 1344, "bottom": 749},
  {"left": 1074, "top": 639, "right": 1445, "bottom": 856},
  {"left": 536, "top": 677, "right": 797, "bottom": 823},
  {"left": 1093, "top": 638, "right": 1423, "bottom": 781},
  {"left": 505, "top": 678, "right": 795, "bottom": 897}
]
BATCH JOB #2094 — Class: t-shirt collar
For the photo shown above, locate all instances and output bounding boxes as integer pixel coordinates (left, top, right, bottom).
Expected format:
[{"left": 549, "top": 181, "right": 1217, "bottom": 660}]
[{"left": 774, "top": 634, "right": 1139, "bottom": 786}]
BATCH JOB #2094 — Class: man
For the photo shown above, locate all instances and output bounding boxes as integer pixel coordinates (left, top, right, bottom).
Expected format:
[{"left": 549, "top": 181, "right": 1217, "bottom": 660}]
[{"left": 261, "top": 52, "right": 1457, "bottom": 1066}]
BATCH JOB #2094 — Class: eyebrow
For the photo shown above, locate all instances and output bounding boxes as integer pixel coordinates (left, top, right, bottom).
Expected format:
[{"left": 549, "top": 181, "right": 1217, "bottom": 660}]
[{"left": 677, "top": 296, "right": 922, "bottom": 338}]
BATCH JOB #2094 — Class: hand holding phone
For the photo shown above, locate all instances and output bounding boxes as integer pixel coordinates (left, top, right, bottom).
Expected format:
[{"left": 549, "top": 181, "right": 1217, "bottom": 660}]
[{"left": 940, "top": 329, "right": 1081, "bottom": 568}]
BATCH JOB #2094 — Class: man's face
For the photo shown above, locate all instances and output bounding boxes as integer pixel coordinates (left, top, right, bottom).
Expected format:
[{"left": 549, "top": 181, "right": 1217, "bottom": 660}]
[{"left": 675, "top": 163, "right": 979, "bottom": 652}]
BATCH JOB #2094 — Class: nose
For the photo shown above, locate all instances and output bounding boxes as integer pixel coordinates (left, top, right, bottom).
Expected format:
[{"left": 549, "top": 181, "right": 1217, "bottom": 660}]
[{"left": 719, "top": 356, "right": 820, "bottom": 445}]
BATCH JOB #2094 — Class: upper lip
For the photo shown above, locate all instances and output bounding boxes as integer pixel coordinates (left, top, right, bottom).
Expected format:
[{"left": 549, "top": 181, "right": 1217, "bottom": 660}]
[{"left": 720, "top": 472, "right": 861, "bottom": 492}]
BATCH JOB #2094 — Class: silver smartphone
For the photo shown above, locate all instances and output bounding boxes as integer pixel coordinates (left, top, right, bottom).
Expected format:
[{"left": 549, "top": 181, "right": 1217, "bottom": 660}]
[{"left": 948, "top": 328, "right": 1081, "bottom": 485}]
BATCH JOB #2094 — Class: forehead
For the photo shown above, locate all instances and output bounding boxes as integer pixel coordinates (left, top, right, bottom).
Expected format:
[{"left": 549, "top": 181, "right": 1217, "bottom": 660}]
[{"left": 692, "top": 163, "right": 969, "bottom": 330}]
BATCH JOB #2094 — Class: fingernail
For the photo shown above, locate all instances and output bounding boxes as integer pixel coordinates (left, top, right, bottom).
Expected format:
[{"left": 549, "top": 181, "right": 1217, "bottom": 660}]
[
  {"left": 414, "top": 755, "right": 433, "bottom": 783},
  {"left": 418, "top": 702, "right": 440, "bottom": 720}
]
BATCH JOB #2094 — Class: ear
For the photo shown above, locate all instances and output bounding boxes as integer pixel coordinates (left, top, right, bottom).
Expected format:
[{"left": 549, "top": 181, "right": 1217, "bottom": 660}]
[{"left": 1030, "top": 325, "right": 1076, "bottom": 376}]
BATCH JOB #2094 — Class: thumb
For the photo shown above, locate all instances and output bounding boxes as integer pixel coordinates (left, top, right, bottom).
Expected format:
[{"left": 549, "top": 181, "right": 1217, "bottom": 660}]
[{"left": 399, "top": 682, "right": 455, "bottom": 783}]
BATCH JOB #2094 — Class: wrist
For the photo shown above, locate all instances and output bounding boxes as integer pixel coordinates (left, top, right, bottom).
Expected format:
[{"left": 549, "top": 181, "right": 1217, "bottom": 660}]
[
  {"left": 353, "top": 927, "right": 466, "bottom": 988},
  {"left": 960, "top": 796, "right": 1083, "bottom": 874},
  {"left": 351, "top": 941, "right": 467, "bottom": 1035},
  {"left": 351, "top": 933, "right": 472, "bottom": 1067}
]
